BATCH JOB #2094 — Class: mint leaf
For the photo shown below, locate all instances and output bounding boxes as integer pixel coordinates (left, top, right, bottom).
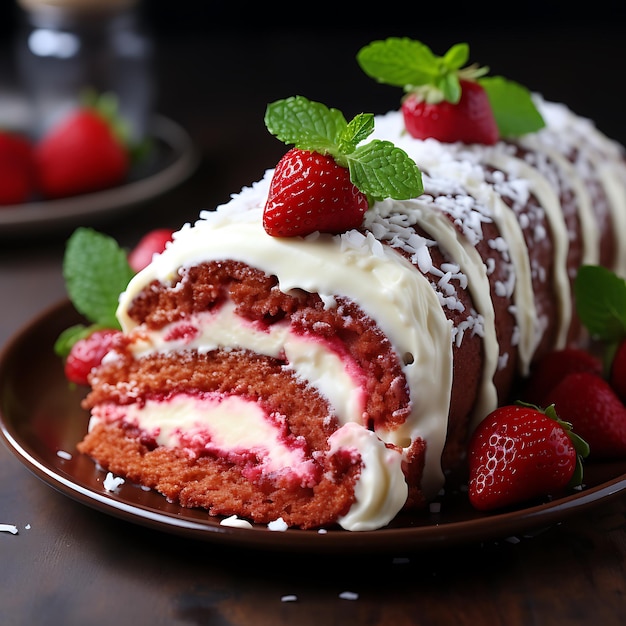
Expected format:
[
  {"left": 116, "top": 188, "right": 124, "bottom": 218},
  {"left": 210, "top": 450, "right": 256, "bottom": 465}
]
[
  {"left": 63, "top": 227, "right": 134, "bottom": 329},
  {"left": 348, "top": 140, "right": 424, "bottom": 201},
  {"left": 442, "top": 43, "right": 470, "bottom": 71},
  {"left": 357, "top": 38, "right": 486, "bottom": 105},
  {"left": 264, "top": 96, "right": 347, "bottom": 155},
  {"left": 356, "top": 37, "right": 439, "bottom": 88},
  {"left": 338, "top": 113, "right": 374, "bottom": 154},
  {"left": 574, "top": 265, "right": 626, "bottom": 342},
  {"left": 479, "top": 76, "right": 545, "bottom": 137}
]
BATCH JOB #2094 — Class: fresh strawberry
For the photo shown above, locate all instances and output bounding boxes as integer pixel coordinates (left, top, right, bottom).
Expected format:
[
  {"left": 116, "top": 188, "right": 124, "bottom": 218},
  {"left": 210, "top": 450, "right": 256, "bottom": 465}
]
[
  {"left": 546, "top": 372, "right": 626, "bottom": 459},
  {"left": 401, "top": 79, "right": 499, "bottom": 145},
  {"left": 0, "top": 130, "right": 37, "bottom": 205},
  {"left": 35, "top": 101, "right": 129, "bottom": 199},
  {"left": 264, "top": 148, "right": 368, "bottom": 237},
  {"left": 64, "top": 328, "right": 120, "bottom": 386},
  {"left": 468, "top": 403, "right": 588, "bottom": 511},
  {"left": 357, "top": 38, "right": 545, "bottom": 143},
  {"left": 522, "top": 347, "right": 603, "bottom": 407},
  {"left": 263, "top": 96, "right": 423, "bottom": 238},
  {"left": 128, "top": 228, "right": 174, "bottom": 272}
]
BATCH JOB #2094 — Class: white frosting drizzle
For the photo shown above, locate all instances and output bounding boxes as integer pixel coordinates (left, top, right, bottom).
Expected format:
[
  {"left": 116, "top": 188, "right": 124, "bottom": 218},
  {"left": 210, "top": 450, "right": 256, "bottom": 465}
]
[
  {"left": 534, "top": 96, "right": 626, "bottom": 277},
  {"left": 599, "top": 164, "right": 626, "bottom": 277},
  {"left": 520, "top": 133, "right": 600, "bottom": 270},
  {"left": 371, "top": 116, "right": 538, "bottom": 373},
  {"left": 483, "top": 149, "right": 571, "bottom": 350},
  {"left": 375, "top": 197, "right": 499, "bottom": 424}
]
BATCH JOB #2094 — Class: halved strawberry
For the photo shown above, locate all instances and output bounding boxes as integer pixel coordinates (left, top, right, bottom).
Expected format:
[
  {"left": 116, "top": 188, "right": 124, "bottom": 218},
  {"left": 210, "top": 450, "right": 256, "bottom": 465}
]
[
  {"left": 468, "top": 403, "right": 588, "bottom": 511},
  {"left": 262, "top": 96, "right": 423, "bottom": 238},
  {"left": 264, "top": 149, "right": 368, "bottom": 237},
  {"left": 401, "top": 79, "right": 498, "bottom": 145}
]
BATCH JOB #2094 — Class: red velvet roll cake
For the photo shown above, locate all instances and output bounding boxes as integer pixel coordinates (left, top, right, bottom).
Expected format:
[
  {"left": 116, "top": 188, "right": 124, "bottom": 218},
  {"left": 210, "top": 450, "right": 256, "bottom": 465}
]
[{"left": 72, "top": 40, "right": 626, "bottom": 532}]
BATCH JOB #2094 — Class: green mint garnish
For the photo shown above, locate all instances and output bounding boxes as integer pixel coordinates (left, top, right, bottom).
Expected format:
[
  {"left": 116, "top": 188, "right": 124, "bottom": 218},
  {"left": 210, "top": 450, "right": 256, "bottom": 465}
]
[
  {"left": 54, "top": 227, "right": 134, "bottom": 358},
  {"left": 479, "top": 76, "right": 545, "bottom": 137},
  {"left": 264, "top": 95, "right": 423, "bottom": 202},
  {"left": 574, "top": 264, "right": 626, "bottom": 376},
  {"left": 574, "top": 265, "right": 626, "bottom": 343},
  {"left": 356, "top": 37, "right": 545, "bottom": 137}
]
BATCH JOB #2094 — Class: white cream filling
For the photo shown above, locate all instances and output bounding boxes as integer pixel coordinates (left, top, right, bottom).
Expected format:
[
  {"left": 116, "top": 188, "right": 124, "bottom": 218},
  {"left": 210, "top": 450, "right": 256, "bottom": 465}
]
[
  {"left": 121, "top": 301, "right": 367, "bottom": 427},
  {"left": 90, "top": 394, "right": 319, "bottom": 483}
]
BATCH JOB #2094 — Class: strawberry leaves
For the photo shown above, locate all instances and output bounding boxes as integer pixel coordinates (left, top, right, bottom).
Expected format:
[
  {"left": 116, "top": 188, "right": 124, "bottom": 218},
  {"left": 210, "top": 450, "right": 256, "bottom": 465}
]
[
  {"left": 264, "top": 95, "right": 423, "bottom": 205},
  {"left": 357, "top": 37, "right": 545, "bottom": 139}
]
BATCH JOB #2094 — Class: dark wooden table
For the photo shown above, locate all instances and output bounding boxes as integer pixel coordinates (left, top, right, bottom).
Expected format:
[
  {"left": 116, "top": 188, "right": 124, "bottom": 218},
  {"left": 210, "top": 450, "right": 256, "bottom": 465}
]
[{"left": 2, "top": 12, "right": 626, "bottom": 625}]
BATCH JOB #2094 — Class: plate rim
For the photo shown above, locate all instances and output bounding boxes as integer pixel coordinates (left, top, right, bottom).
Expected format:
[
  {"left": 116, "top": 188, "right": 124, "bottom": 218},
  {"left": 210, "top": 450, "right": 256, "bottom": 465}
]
[
  {"left": 0, "top": 114, "right": 199, "bottom": 235},
  {"left": 2, "top": 299, "right": 626, "bottom": 554}
]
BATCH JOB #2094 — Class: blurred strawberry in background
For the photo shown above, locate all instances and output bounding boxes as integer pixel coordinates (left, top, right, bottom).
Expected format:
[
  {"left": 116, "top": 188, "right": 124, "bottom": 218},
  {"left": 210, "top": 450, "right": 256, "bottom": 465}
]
[{"left": 0, "top": 130, "right": 37, "bottom": 205}]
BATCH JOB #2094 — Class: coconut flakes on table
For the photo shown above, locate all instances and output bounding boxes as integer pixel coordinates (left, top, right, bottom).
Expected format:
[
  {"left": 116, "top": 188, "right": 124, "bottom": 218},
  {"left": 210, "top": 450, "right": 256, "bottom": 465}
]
[
  {"left": 103, "top": 472, "right": 125, "bottom": 492},
  {"left": 220, "top": 515, "right": 253, "bottom": 529},
  {"left": 0, "top": 524, "right": 18, "bottom": 535},
  {"left": 267, "top": 517, "right": 289, "bottom": 531}
]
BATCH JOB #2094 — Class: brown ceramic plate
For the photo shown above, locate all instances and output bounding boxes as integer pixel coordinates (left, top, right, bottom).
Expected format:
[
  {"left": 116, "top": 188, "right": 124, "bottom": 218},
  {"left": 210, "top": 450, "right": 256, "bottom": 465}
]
[
  {"left": 0, "top": 115, "right": 198, "bottom": 237},
  {"left": 2, "top": 300, "right": 626, "bottom": 554}
]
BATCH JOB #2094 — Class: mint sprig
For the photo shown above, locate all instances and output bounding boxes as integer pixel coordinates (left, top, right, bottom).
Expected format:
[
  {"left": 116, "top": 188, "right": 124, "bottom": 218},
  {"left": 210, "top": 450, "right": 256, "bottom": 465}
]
[
  {"left": 479, "top": 76, "right": 546, "bottom": 139},
  {"left": 54, "top": 227, "right": 134, "bottom": 358},
  {"left": 574, "top": 264, "right": 626, "bottom": 376},
  {"left": 264, "top": 95, "right": 423, "bottom": 202},
  {"left": 356, "top": 37, "right": 545, "bottom": 137},
  {"left": 574, "top": 265, "right": 626, "bottom": 342}
]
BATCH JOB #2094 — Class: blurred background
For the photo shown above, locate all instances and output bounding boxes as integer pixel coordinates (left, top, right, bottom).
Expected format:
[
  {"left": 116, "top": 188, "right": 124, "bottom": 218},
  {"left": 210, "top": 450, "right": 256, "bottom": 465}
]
[{"left": 0, "top": 0, "right": 624, "bottom": 244}]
